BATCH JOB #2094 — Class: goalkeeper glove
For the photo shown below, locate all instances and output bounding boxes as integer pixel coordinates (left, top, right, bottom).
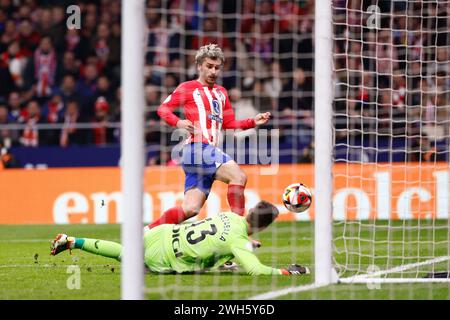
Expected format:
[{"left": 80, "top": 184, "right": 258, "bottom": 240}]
[{"left": 281, "top": 264, "right": 310, "bottom": 275}]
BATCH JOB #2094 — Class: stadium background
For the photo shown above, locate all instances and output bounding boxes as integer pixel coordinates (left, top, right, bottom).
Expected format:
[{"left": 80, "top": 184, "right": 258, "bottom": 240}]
[
  {"left": 0, "top": 0, "right": 448, "bottom": 224},
  {"left": 0, "top": 0, "right": 314, "bottom": 167},
  {"left": 0, "top": 0, "right": 449, "bottom": 302}
]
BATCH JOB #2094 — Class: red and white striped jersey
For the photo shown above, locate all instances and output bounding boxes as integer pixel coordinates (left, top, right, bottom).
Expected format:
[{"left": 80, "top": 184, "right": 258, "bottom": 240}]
[{"left": 157, "top": 80, "right": 256, "bottom": 146}]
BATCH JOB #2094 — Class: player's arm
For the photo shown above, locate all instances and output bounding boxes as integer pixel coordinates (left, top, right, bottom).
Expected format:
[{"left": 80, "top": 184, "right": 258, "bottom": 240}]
[
  {"left": 230, "top": 238, "right": 308, "bottom": 276},
  {"left": 222, "top": 90, "right": 271, "bottom": 129},
  {"left": 157, "top": 84, "right": 194, "bottom": 132}
]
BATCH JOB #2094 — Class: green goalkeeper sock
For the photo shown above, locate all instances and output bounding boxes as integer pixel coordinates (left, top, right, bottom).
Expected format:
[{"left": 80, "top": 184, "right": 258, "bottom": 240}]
[{"left": 74, "top": 238, "right": 122, "bottom": 261}]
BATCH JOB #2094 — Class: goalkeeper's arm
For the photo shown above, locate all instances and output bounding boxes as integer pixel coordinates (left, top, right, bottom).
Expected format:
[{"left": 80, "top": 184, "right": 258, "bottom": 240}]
[{"left": 231, "top": 244, "right": 310, "bottom": 276}]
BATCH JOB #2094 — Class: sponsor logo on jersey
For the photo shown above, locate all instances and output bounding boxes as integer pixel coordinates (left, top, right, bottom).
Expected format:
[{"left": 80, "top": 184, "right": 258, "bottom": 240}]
[{"left": 208, "top": 114, "right": 223, "bottom": 123}]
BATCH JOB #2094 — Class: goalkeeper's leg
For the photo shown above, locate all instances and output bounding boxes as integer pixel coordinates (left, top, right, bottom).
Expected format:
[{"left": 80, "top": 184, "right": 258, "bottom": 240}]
[{"left": 51, "top": 234, "right": 122, "bottom": 261}]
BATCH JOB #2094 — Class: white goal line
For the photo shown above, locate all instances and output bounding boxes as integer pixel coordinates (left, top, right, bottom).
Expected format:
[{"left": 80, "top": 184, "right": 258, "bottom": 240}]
[
  {"left": 247, "top": 283, "right": 328, "bottom": 300},
  {"left": 339, "top": 278, "right": 450, "bottom": 284},
  {"left": 248, "top": 256, "right": 450, "bottom": 299},
  {"left": 339, "top": 255, "right": 450, "bottom": 283}
]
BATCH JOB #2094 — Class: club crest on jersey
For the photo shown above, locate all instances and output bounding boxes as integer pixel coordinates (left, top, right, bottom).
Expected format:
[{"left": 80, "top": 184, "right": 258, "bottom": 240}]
[{"left": 215, "top": 90, "right": 225, "bottom": 102}]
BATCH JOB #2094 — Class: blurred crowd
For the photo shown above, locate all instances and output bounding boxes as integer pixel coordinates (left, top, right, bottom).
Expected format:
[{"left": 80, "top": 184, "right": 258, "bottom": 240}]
[
  {"left": 0, "top": 0, "right": 122, "bottom": 150},
  {"left": 333, "top": 0, "right": 450, "bottom": 162},
  {"left": 0, "top": 0, "right": 447, "bottom": 166},
  {"left": 0, "top": 0, "right": 315, "bottom": 160},
  {"left": 143, "top": 0, "right": 315, "bottom": 157}
]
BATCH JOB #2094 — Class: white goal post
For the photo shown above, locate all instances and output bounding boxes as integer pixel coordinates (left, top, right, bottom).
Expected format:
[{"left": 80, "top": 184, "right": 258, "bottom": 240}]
[
  {"left": 120, "top": 0, "right": 146, "bottom": 300},
  {"left": 314, "top": 0, "right": 335, "bottom": 287}
]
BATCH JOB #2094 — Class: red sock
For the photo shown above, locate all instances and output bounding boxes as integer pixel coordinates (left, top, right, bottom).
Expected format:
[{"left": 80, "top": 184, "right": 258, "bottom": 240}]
[
  {"left": 227, "top": 184, "right": 246, "bottom": 216},
  {"left": 148, "top": 206, "right": 187, "bottom": 229}
]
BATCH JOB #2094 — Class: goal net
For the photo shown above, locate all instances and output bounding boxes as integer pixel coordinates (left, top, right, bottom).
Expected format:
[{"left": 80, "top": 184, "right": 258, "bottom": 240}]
[
  {"left": 332, "top": 0, "right": 450, "bottom": 288},
  {"left": 139, "top": 0, "right": 450, "bottom": 300},
  {"left": 142, "top": 0, "right": 315, "bottom": 299}
]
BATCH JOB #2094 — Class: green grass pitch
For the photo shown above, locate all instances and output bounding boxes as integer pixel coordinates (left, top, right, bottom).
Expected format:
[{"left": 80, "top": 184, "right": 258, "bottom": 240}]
[{"left": 0, "top": 221, "right": 449, "bottom": 300}]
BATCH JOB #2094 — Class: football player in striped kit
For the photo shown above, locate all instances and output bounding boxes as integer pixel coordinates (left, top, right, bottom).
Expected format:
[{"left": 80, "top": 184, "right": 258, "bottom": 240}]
[{"left": 147, "top": 44, "right": 271, "bottom": 241}]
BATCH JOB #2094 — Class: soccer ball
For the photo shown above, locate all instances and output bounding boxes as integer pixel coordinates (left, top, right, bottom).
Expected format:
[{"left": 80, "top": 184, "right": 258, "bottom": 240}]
[{"left": 282, "top": 183, "right": 312, "bottom": 213}]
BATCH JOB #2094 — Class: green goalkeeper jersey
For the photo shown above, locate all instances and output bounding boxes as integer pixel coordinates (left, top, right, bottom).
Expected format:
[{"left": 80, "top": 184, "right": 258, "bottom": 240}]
[{"left": 143, "top": 212, "right": 282, "bottom": 275}]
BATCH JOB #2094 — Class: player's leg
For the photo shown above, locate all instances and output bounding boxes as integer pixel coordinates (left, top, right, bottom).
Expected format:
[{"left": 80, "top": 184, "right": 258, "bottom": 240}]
[
  {"left": 215, "top": 160, "right": 247, "bottom": 216},
  {"left": 50, "top": 233, "right": 122, "bottom": 261},
  {"left": 146, "top": 187, "right": 206, "bottom": 229},
  {"left": 146, "top": 143, "right": 212, "bottom": 229},
  {"left": 182, "top": 187, "right": 207, "bottom": 218},
  {"left": 147, "top": 205, "right": 187, "bottom": 229}
]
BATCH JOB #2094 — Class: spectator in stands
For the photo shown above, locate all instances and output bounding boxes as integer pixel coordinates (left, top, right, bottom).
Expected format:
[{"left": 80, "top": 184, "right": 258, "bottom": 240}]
[
  {"left": 185, "top": 53, "right": 197, "bottom": 80},
  {"left": 168, "top": 0, "right": 200, "bottom": 31},
  {"left": 25, "top": 36, "right": 57, "bottom": 99},
  {"left": 264, "top": 62, "right": 282, "bottom": 111},
  {"left": 0, "top": 103, "right": 17, "bottom": 147},
  {"left": 91, "top": 22, "right": 117, "bottom": 72},
  {"left": 59, "top": 100, "right": 90, "bottom": 147},
  {"left": 378, "top": 89, "right": 395, "bottom": 134},
  {"left": 191, "top": 18, "right": 232, "bottom": 51},
  {"left": 94, "top": 75, "right": 115, "bottom": 106},
  {"left": 376, "top": 30, "right": 399, "bottom": 89},
  {"left": 56, "top": 74, "right": 79, "bottom": 105},
  {"left": 278, "top": 67, "right": 313, "bottom": 124},
  {"left": 0, "top": 55, "right": 15, "bottom": 97},
  {"left": 408, "top": 134, "right": 437, "bottom": 162},
  {"left": 36, "top": 8, "right": 53, "bottom": 38},
  {"left": 228, "top": 87, "right": 258, "bottom": 141},
  {"left": 55, "top": 51, "right": 80, "bottom": 85},
  {"left": 80, "top": 8, "right": 97, "bottom": 41},
  {"left": 221, "top": 47, "right": 238, "bottom": 89},
  {"left": 7, "top": 91, "right": 23, "bottom": 123},
  {"left": 19, "top": 100, "right": 44, "bottom": 147},
  {"left": 253, "top": 78, "right": 272, "bottom": 113},
  {"left": 41, "top": 93, "right": 64, "bottom": 145},
  {"left": 427, "top": 47, "right": 450, "bottom": 76},
  {"left": 144, "top": 84, "right": 164, "bottom": 146},
  {"left": 298, "top": 141, "right": 314, "bottom": 163},
  {"left": 274, "top": 0, "right": 305, "bottom": 34},
  {"left": 258, "top": 0, "right": 275, "bottom": 34},
  {"left": 392, "top": 72, "right": 406, "bottom": 108},
  {"left": 17, "top": 18, "right": 41, "bottom": 57},
  {"left": 49, "top": 6, "right": 68, "bottom": 54},
  {"left": 239, "top": 0, "right": 256, "bottom": 35},
  {"left": 146, "top": 13, "right": 181, "bottom": 86},
  {"left": 1, "top": 40, "right": 28, "bottom": 89},
  {"left": 1, "top": 20, "right": 17, "bottom": 45},
  {"left": 242, "top": 22, "right": 273, "bottom": 72},
  {"left": 108, "top": 21, "right": 121, "bottom": 74},
  {"left": 64, "top": 27, "right": 90, "bottom": 62},
  {"left": 76, "top": 62, "right": 99, "bottom": 118},
  {"left": 0, "top": 9, "right": 7, "bottom": 35},
  {"left": 91, "top": 96, "right": 114, "bottom": 146}
]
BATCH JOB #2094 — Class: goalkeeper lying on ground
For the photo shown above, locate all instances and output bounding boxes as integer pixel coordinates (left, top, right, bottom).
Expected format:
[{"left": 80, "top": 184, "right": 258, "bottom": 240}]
[{"left": 50, "top": 201, "right": 309, "bottom": 275}]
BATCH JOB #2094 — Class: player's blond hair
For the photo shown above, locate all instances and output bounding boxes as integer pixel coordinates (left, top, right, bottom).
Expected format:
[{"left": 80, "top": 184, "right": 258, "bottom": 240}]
[{"left": 195, "top": 44, "right": 225, "bottom": 66}]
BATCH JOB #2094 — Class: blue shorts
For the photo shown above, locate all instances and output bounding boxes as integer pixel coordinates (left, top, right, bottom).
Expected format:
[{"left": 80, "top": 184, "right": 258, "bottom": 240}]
[{"left": 181, "top": 142, "right": 232, "bottom": 197}]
